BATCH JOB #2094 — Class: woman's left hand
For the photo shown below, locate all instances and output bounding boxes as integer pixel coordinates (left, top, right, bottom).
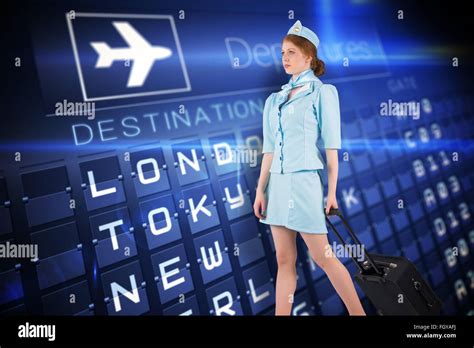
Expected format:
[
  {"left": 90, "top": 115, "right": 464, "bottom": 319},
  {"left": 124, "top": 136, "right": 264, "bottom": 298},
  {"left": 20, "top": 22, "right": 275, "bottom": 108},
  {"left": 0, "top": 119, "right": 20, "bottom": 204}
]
[{"left": 325, "top": 194, "right": 338, "bottom": 215}]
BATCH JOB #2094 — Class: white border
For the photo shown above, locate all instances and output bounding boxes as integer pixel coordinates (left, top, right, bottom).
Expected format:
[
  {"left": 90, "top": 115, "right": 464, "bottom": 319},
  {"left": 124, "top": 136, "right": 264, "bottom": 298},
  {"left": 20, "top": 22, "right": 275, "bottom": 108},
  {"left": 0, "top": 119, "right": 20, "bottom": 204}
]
[{"left": 65, "top": 12, "right": 192, "bottom": 101}]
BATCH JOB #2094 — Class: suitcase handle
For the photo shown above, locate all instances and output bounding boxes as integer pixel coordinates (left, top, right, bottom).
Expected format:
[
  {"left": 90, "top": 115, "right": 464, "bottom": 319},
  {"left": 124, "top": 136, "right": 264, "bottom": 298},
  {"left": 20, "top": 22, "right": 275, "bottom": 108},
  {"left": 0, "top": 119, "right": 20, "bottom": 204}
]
[
  {"left": 363, "top": 274, "right": 386, "bottom": 284},
  {"left": 325, "top": 208, "right": 382, "bottom": 275}
]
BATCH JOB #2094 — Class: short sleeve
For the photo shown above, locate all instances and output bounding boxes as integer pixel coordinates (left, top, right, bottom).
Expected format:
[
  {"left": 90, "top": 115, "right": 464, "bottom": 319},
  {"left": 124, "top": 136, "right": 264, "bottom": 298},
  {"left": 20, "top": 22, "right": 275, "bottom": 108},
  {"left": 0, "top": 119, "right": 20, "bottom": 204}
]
[
  {"left": 262, "top": 94, "right": 275, "bottom": 153},
  {"left": 316, "top": 84, "right": 342, "bottom": 149}
]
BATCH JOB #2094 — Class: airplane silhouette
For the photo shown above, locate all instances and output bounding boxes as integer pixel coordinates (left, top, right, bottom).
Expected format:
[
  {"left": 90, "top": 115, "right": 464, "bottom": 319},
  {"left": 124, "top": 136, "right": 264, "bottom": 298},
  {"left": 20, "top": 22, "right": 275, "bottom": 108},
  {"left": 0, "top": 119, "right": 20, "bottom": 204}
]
[{"left": 90, "top": 21, "right": 172, "bottom": 88}]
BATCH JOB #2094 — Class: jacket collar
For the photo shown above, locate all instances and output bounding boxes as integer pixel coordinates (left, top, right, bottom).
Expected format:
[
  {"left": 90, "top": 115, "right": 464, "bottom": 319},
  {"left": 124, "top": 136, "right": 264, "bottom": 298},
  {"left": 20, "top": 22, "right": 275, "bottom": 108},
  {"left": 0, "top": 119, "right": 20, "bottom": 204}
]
[
  {"left": 280, "top": 68, "right": 320, "bottom": 91},
  {"left": 277, "top": 68, "right": 322, "bottom": 105}
]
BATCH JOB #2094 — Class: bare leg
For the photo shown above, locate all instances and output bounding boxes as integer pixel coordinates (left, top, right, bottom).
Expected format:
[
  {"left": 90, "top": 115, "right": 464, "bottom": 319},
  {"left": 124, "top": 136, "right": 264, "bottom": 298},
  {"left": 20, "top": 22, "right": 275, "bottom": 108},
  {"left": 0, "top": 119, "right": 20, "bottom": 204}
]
[
  {"left": 270, "top": 225, "right": 298, "bottom": 315},
  {"left": 300, "top": 232, "right": 366, "bottom": 315}
]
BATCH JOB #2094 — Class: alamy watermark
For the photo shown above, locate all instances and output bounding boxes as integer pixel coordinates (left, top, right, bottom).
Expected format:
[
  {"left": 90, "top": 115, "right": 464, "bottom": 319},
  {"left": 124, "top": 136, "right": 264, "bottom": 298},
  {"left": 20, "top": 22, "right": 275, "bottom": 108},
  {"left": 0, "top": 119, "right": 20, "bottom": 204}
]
[
  {"left": 55, "top": 99, "right": 96, "bottom": 120},
  {"left": 215, "top": 144, "right": 258, "bottom": 167},
  {"left": 0, "top": 241, "right": 38, "bottom": 261},
  {"left": 325, "top": 242, "right": 365, "bottom": 262},
  {"left": 380, "top": 99, "right": 420, "bottom": 120},
  {"left": 18, "top": 322, "right": 55, "bottom": 342}
]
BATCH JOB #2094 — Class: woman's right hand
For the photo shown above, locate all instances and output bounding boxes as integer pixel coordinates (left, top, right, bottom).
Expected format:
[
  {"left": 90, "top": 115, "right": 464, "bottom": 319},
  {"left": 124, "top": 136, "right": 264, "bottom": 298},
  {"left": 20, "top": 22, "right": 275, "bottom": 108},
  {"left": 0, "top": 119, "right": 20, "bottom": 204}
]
[{"left": 253, "top": 189, "right": 267, "bottom": 219}]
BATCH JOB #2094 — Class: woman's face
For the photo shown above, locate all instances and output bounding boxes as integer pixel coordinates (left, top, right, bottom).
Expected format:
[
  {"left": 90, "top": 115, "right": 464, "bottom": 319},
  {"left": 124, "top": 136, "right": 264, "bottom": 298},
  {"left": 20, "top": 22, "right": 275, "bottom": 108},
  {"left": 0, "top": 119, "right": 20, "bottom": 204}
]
[{"left": 281, "top": 40, "right": 311, "bottom": 76}]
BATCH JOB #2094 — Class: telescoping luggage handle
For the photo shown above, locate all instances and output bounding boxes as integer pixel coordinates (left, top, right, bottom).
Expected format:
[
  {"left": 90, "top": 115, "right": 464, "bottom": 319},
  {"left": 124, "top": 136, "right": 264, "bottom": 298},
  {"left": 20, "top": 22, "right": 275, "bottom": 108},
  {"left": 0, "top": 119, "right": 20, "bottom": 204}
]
[{"left": 325, "top": 208, "right": 382, "bottom": 275}]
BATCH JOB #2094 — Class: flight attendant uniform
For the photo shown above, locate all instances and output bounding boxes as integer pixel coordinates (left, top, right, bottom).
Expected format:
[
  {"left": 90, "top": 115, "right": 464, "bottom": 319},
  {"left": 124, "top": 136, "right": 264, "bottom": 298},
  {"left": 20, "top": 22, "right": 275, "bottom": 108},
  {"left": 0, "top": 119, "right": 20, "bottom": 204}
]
[{"left": 258, "top": 68, "right": 342, "bottom": 234}]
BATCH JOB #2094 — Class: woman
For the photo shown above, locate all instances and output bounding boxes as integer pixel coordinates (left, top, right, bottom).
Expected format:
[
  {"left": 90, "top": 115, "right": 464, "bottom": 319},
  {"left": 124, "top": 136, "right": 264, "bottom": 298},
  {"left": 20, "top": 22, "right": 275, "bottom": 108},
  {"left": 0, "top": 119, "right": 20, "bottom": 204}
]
[{"left": 253, "top": 20, "right": 366, "bottom": 316}]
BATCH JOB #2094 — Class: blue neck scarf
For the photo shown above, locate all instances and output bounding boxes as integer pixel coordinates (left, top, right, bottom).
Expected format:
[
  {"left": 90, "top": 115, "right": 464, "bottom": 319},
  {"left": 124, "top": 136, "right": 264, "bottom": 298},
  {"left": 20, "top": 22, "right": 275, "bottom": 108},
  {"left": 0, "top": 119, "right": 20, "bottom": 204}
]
[{"left": 280, "top": 68, "right": 317, "bottom": 92}]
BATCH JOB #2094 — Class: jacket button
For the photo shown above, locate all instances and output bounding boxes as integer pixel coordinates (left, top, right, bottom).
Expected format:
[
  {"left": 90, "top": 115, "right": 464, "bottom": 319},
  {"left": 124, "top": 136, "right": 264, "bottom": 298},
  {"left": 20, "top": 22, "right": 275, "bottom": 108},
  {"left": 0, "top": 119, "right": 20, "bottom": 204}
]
[
  {"left": 279, "top": 156, "right": 282, "bottom": 160},
  {"left": 279, "top": 142, "right": 282, "bottom": 146}
]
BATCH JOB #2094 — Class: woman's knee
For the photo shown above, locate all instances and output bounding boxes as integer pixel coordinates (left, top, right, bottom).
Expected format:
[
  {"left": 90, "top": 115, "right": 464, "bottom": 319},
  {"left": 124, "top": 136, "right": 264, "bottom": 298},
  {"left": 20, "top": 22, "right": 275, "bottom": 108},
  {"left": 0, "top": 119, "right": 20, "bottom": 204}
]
[
  {"left": 271, "top": 225, "right": 297, "bottom": 267},
  {"left": 275, "top": 249, "right": 297, "bottom": 267},
  {"left": 312, "top": 245, "right": 337, "bottom": 269},
  {"left": 313, "top": 254, "right": 332, "bottom": 269}
]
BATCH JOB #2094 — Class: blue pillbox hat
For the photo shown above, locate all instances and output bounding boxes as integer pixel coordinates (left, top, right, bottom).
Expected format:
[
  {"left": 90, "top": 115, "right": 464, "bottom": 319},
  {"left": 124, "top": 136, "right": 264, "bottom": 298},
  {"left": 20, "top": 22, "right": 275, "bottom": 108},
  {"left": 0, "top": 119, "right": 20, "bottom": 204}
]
[{"left": 287, "top": 20, "right": 320, "bottom": 48}]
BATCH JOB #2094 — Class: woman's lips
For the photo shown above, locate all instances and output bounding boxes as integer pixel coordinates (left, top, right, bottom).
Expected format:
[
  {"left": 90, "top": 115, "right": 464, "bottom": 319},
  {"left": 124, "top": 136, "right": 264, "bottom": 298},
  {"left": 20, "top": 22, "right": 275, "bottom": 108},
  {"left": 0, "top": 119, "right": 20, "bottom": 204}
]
[{"left": 284, "top": 64, "right": 291, "bottom": 68}]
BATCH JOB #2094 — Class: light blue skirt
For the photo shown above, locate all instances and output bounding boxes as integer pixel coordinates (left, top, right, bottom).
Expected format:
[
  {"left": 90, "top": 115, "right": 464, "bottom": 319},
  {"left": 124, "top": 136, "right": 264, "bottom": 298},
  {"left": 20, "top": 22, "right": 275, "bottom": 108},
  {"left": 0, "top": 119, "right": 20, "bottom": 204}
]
[{"left": 259, "top": 169, "right": 328, "bottom": 234}]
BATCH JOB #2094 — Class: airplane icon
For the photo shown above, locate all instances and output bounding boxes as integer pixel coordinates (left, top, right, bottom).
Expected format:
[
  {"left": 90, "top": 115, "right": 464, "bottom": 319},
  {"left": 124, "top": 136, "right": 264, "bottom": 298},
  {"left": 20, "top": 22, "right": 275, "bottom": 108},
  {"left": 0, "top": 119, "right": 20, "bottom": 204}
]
[{"left": 90, "top": 21, "right": 172, "bottom": 88}]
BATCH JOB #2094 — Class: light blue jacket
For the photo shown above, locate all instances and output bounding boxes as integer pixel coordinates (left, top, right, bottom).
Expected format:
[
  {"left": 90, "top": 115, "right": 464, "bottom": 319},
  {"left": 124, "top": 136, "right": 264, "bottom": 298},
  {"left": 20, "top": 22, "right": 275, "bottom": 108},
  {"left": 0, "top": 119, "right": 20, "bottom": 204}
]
[{"left": 262, "top": 69, "right": 341, "bottom": 174}]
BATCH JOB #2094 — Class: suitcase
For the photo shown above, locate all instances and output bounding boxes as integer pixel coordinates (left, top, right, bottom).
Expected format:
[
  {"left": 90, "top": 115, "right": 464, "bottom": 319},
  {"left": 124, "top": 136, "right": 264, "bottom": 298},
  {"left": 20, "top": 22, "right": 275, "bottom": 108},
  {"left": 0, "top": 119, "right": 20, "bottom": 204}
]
[{"left": 325, "top": 208, "right": 443, "bottom": 316}]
